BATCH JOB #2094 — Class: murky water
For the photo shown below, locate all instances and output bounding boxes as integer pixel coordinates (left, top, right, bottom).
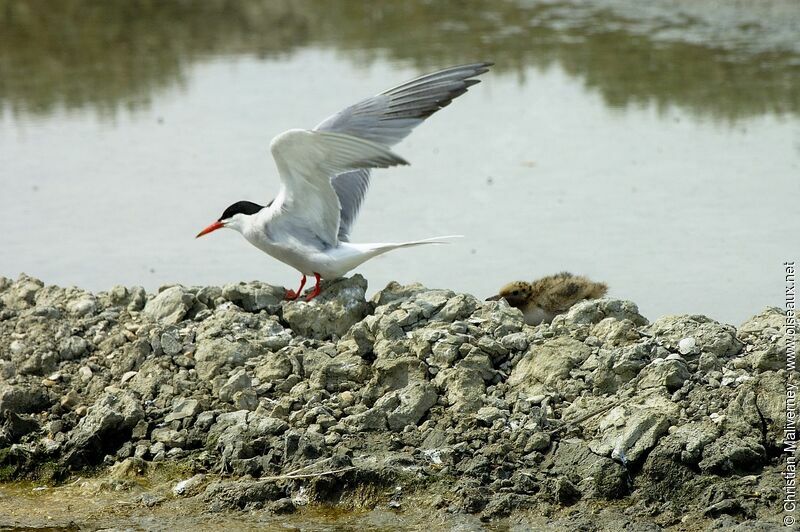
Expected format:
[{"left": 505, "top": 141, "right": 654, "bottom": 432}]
[
  {"left": 0, "top": 477, "right": 515, "bottom": 531},
  {"left": 1, "top": 0, "right": 799, "bottom": 326}
]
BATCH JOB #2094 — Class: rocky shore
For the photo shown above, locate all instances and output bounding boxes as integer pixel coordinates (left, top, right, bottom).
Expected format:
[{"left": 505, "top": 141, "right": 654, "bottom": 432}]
[{"left": 0, "top": 274, "right": 791, "bottom": 530}]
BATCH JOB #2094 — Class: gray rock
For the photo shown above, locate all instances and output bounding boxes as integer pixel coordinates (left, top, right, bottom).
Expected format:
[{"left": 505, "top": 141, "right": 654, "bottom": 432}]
[
  {"left": 435, "top": 367, "right": 485, "bottom": 414},
  {"left": 749, "top": 343, "right": 783, "bottom": 372},
  {"left": 0, "top": 274, "right": 43, "bottom": 309},
  {"left": 475, "top": 406, "right": 505, "bottom": 425},
  {"left": 373, "top": 356, "right": 428, "bottom": 392},
  {"left": 268, "top": 497, "right": 296, "bottom": 514},
  {"left": 741, "top": 372, "right": 788, "bottom": 443},
  {"left": 430, "top": 340, "right": 460, "bottom": 367},
  {"left": 18, "top": 350, "right": 59, "bottom": 376},
  {"left": 66, "top": 295, "right": 97, "bottom": 317},
  {"left": 557, "top": 298, "right": 648, "bottom": 326},
  {"left": 219, "top": 369, "right": 252, "bottom": 402},
  {"left": 310, "top": 354, "right": 370, "bottom": 392},
  {"left": 151, "top": 427, "right": 187, "bottom": 448},
  {"left": 549, "top": 439, "right": 628, "bottom": 499},
  {"left": 222, "top": 282, "right": 284, "bottom": 312},
  {"left": 195, "top": 338, "right": 261, "bottom": 380},
  {"left": 698, "top": 433, "right": 766, "bottom": 473},
  {"left": 645, "top": 421, "right": 719, "bottom": 468},
  {"left": 0, "top": 361, "right": 16, "bottom": 380},
  {"left": 164, "top": 399, "right": 201, "bottom": 423},
  {"left": 591, "top": 318, "right": 642, "bottom": 346},
  {"left": 282, "top": 275, "right": 370, "bottom": 340},
  {"left": 63, "top": 390, "right": 144, "bottom": 468},
  {"left": 434, "top": 293, "right": 480, "bottom": 323},
  {"left": 508, "top": 337, "right": 592, "bottom": 394},
  {"left": 678, "top": 336, "right": 697, "bottom": 355},
  {"left": 144, "top": 286, "right": 195, "bottom": 324},
  {"left": 233, "top": 389, "right": 259, "bottom": 411},
  {"left": 500, "top": 332, "right": 529, "bottom": 352},
  {"left": 555, "top": 477, "right": 581, "bottom": 505},
  {"left": 371, "top": 281, "right": 431, "bottom": 307},
  {"left": 703, "top": 498, "right": 742, "bottom": 517},
  {"left": 249, "top": 414, "right": 289, "bottom": 436},
  {"left": 128, "top": 286, "right": 147, "bottom": 311},
  {"left": 698, "top": 352, "right": 721, "bottom": 372},
  {"left": 255, "top": 353, "right": 293, "bottom": 382},
  {"left": 527, "top": 431, "right": 551, "bottom": 452},
  {"left": 108, "top": 285, "right": 130, "bottom": 306},
  {"left": 469, "top": 299, "right": 526, "bottom": 337},
  {"left": 638, "top": 358, "right": 691, "bottom": 391},
  {"left": 341, "top": 407, "right": 387, "bottom": 432},
  {"left": 58, "top": 336, "right": 89, "bottom": 360},
  {"left": 160, "top": 330, "right": 183, "bottom": 356},
  {"left": 373, "top": 287, "right": 456, "bottom": 330},
  {"left": 738, "top": 307, "right": 783, "bottom": 337},
  {"left": 457, "top": 351, "right": 495, "bottom": 382},
  {"left": 203, "top": 479, "right": 283, "bottom": 511},
  {"left": 648, "top": 315, "right": 742, "bottom": 359},
  {"left": 208, "top": 411, "right": 254, "bottom": 462},
  {"left": 0, "top": 385, "right": 50, "bottom": 414},
  {"left": 589, "top": 396, "right": 679, "bottom": 464},
  {"left": 380, "top": 381, "right": 438, "bottom": 430},
  {"left": 131, "top": 420, "right": 149, "bottom": 440},
  {"left": 126, "top": 359, "right": 170, "bottom": 399}
]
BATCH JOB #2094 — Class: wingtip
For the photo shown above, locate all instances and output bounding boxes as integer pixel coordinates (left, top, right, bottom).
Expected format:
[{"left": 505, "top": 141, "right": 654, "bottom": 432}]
[
  {"left": 470, "top": 61, "right": 494, "bottom": 74},
  {"left": 432, "top": 235, "right": 465, "bottom": 243},
  {"left": 394, "top": 154, "right": 411, "bottom": 166}
]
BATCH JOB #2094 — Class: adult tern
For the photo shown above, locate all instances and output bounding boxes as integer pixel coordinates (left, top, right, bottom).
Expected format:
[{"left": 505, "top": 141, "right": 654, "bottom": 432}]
[{"left": 197, "top": 63, "right": 492, "bottom": 301}]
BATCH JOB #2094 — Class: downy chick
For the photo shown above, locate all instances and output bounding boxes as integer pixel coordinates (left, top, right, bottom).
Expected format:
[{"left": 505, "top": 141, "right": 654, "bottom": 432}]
[{"left": 487, "top": 272, "right": 607, "bottom": 325}]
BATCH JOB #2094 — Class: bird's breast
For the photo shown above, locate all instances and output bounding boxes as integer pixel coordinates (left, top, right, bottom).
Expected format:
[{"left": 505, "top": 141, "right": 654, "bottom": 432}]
[{"left": 242, "top": 223, "right": 339, "bottom": 277}]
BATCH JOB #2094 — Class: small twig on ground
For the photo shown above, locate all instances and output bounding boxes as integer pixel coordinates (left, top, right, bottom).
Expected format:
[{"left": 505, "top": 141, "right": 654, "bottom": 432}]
[
  {"left": 549, "top": 398, "right": 624, "bottom": 436},
  {"left": 281, "top": 456, "right": 333, "bottom": 476}
]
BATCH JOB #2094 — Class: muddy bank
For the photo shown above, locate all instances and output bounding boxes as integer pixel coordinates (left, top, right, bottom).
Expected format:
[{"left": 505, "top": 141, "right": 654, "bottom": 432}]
[{"left": 0, "top": 274, "right": 791, "bottom": 530}]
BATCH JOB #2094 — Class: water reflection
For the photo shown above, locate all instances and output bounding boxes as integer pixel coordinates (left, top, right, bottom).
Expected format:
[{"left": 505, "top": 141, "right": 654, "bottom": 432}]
[
  {"left": 1, "top": 0, "right": 798, "bottom": 120},
  {"left": 0, "top": 0, "right": 310, "bottom": 117}
]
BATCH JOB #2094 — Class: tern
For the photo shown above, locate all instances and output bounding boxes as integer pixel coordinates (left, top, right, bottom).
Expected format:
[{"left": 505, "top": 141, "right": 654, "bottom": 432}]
[
  {"left": 197, "top": 63, "right": 491, "bottom": 301},
  {"left": 487, "top": 272, "right": 608, "bottom": 325}
]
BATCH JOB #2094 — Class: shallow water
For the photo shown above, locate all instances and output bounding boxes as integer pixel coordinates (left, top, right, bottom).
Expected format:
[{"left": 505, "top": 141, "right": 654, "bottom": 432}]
[
  {"left": 0, "top": 479, "right": 505, "bottom": 531},
  {"left": 1, "top": 0, "right": 799, "bottom": 325}
]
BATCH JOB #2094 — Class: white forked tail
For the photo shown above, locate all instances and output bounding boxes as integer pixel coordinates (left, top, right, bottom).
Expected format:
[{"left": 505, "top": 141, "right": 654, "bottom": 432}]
[
  {"left": 357, "top": 235, "right": 463, "bottom": 254},
  {"left": 380, "top": 235, "right": 462, "bottom": 248},
  {"left": 330, "top": 236, "right": 463, "bottom": 277}
]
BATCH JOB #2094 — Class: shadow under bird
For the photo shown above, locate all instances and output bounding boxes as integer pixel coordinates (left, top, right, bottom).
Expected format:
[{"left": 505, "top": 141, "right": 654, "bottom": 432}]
[
  {"left": 196, "top": 63, "right": 492, "bottom": 301},
  {"left": 487, "top": 272, "right": 608, "bottom": 325}
]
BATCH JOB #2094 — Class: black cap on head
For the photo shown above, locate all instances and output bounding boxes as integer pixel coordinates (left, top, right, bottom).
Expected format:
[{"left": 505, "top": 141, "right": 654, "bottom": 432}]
[{"left": 219, "top": 201, "right": 264, "bottom": 221}]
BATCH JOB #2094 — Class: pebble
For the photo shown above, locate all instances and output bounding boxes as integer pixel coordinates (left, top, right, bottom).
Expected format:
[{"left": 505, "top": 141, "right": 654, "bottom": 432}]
[
  {"left": 678, "top": 337, "right": 697, "bottom": 355},
  {"left": 78, "top": 366, "right": 93, "bottom": 381}
]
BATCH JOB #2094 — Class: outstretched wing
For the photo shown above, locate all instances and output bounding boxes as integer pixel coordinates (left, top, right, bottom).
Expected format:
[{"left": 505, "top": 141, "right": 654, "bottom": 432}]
[
  {"left": 269, "top": 129, "right": 407, "bottom": 248},
  {"left": 316, "top": 62, "right": 492, "bottom": 241}
]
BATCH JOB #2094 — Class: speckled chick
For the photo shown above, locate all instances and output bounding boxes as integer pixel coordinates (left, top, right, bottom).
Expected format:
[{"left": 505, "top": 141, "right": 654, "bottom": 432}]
[{"left": 486, "top": 272, "right": 608, "bottom": 325}]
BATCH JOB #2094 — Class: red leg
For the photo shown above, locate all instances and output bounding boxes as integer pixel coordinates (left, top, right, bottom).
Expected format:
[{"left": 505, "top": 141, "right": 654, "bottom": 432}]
[
  {"left": 285, "top": 275, "right": 306, "bottom": 301},
  {"left": 304, "top": 273, "right": 322, "bottom": 301}
]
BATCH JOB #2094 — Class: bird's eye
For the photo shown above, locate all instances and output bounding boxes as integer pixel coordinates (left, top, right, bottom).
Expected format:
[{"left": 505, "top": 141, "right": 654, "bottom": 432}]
[{"left": 512, "top": 290, "right": 519, "bottom": 296}]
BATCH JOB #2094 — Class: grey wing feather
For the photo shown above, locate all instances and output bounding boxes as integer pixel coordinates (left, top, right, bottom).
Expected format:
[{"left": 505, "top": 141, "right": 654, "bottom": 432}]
[
  {"left": 331, "top": 169, "right": 370, "bottom": 242},
  {"left": 316, "top": 62, "right": 492, "bottom": 241}
]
